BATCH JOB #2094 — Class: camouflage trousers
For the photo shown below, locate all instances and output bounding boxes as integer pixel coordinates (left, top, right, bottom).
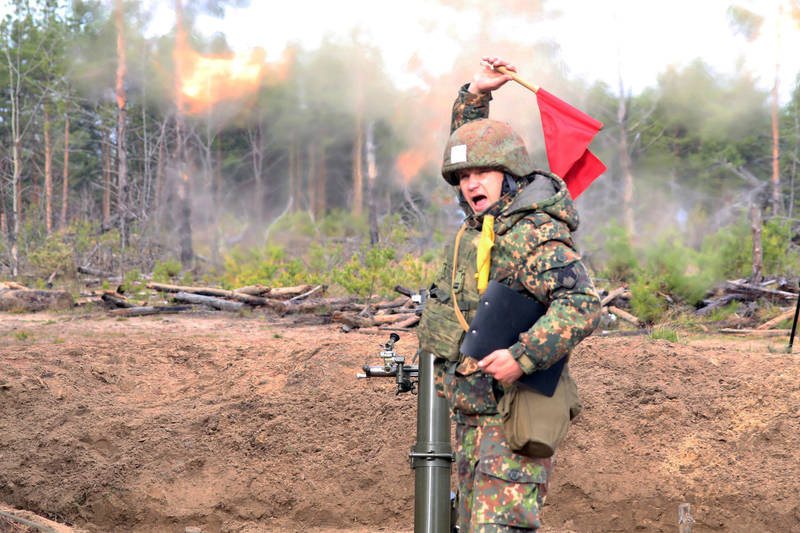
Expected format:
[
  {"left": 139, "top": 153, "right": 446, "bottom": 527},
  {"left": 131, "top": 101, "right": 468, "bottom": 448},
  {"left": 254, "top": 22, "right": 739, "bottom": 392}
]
[{"left": 453, "top": 412, "right": 553, "bottom": 533}]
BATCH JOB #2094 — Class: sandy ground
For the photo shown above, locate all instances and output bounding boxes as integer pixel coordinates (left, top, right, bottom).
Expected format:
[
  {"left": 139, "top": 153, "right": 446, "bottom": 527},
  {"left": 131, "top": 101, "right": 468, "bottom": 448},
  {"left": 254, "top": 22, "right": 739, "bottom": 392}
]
[{"left": 1, "top": 310, "right": 799, "bottom": 533}]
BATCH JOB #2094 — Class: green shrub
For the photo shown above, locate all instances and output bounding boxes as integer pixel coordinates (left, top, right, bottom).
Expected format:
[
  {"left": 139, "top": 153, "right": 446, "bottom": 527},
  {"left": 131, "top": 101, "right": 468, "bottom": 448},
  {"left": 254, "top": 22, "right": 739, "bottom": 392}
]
[
  {"left": 709, "top": 301, "right": 740, "bottom": 322},
  {"left": 319, "top": 209, "right": 369, "bottom": 239},
  {"left": 600, "top": 221, "right": 638, "bottom": 281},
  {"left": 630, "top": 277, "right": 667, "bottom": 324},
  {"left": 641, "top": 237, "right": 712, "bottom": 306},
  {"left": 697, "top": 215, "right": 800, "bottom": 280},
  {"left": 120, "top": 269, "right": 142, "bottom": 294},
  {"left": 332, "top": 246, "right": 396, "bottom": 298},
  {"left": 650, "top": 327, "right": 679, "bottom": 342},
  {"left": 153, "top": 259, "right": 183, "bottom": 283},
  {"left": 28, "top": 234, "right": 76, "bottom": 279},
  {"left": 763, "top": 218, "right": 799, "bottom": 275},
  {"left": 698, "top": 218, "right": 752, "bottom": 280}
]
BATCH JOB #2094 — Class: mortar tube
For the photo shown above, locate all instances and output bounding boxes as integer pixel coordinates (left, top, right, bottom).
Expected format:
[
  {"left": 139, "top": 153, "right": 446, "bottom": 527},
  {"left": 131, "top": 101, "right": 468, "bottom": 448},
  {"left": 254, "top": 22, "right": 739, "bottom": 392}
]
[{"left": 411, "top": 350, "right": 453, "bottom": 533}]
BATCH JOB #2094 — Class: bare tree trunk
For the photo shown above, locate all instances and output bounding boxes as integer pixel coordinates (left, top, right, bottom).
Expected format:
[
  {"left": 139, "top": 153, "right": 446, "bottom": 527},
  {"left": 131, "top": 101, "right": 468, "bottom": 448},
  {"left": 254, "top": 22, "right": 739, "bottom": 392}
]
[
  {"left": 288, "top": 131, "right": 296, "bottom": 211},
  {"left": 771, "top": 77, "right": 780, "bottom": 215},
  {"left": 115, "top": 0, "right": 129, "bottom": 248},
  {"left": 0, "top": 170, "right": 5, "bottom": 235},
  {"left": 750, "top": 204, "right": 763, "bottom": 284},
  {"left": 6, "top": 46, "right": 22, "bottom": 277},
  {"left": 790, "top": 103, "right": 798, "bottom": 220},
  {"left": 366, "top": 121, "right": 379, "bottom": 245},
  {"left": 307, "top": 141, "right": 316, "bottom": 219},
  {"left": 618, "top": 76, "right": 635, "bottom": 236},
  {"left": 154, "top": 122, "right": 166, "bottom": 227},
  {"left": 44, "top": 104, "right": 53, "bottom": 233},
  {"left": 215, "top": 131, "right": 222, "bottom": 207},
  {"left": 293, "top": 134, "right": 303, "bottom": 212},
  {"left": 771, "top": 6, "right": 782, "bottom": 216},
  {"left": 141, "top": 102, "right": 150, "bottom": 220},
  {"left": 352, "top": 118, "right": 363, "bottom": 215},
  {"left": 316, "top": 143, "right": 327, "bottom": 216},
  {"left": 212, "top": 131, "right": 222, "bottom": 265},
  {"left": 11, "top": 121, "right": 21, "bottom": 277},
  {"left": 102, "top": 130, "right": 112, "bottom": 223},
  {"left": 60, "top": 115, "right": 69, "bottom": 229},
  {"left": 249, "top": 123, "right": 264, "bottom": 221},
  {"left": 174, "top": 0, "right": 193, "bottom": 266}
]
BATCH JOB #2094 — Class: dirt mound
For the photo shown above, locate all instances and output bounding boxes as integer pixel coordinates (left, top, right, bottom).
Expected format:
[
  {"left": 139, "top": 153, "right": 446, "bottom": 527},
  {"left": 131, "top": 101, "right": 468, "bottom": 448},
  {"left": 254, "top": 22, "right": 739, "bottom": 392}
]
[{"left": 1, "top": 312, "right": 799, "bottom": 532}]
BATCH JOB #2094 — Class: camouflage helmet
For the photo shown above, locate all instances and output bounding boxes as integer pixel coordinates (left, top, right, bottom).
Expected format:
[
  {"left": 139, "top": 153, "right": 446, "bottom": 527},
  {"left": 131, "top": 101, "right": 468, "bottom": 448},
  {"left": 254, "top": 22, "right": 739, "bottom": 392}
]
[{"left": 441, "top": 119, "right": 534, "bottom": 185}]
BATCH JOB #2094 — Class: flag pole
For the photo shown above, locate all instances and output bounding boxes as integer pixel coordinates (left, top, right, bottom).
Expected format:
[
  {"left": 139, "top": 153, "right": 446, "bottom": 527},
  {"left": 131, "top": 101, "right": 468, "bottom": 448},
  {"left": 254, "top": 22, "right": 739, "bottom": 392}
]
[{"left": 494, "top": 65, "right": 539, "bottom": 94}]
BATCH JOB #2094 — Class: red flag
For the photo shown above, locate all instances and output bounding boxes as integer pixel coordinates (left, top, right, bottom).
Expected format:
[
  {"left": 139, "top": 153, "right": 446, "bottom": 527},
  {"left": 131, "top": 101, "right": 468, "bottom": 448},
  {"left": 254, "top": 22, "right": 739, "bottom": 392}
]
[{"left": 536, "top": 88, "right": 606, "bottom": 199}]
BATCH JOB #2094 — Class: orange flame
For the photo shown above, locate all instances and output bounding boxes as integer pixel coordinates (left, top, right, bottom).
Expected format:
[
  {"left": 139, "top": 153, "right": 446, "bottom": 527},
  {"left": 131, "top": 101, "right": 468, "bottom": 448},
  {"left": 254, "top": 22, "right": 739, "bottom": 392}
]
[
  {"left": 173, "top": 9, "right": 291, "bottom": 116},
  {"left": 396, "top": 150, "right": 428, "bottom": 184},
  {"left": 175, "top": 46, "right": 291, "bottom": 114}
]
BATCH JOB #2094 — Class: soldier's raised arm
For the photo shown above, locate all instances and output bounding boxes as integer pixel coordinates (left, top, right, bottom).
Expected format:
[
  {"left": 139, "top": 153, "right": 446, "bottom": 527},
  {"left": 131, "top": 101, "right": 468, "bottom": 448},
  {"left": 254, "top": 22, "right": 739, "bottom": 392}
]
[{"left": 450, "top": 56, "right": 517, "bottom": 133}]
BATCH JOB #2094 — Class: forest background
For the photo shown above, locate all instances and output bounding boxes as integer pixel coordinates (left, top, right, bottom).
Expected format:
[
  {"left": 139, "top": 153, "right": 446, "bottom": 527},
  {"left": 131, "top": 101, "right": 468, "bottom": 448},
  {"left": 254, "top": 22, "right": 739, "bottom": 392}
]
[{"left": 2, "top": 0, "right": 800, "bottom": 325}]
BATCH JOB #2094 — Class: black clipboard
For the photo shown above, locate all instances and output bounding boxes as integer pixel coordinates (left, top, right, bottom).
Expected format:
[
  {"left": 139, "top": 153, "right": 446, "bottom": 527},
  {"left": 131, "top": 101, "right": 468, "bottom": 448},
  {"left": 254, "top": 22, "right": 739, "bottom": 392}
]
[{"left": 459, "top": 280, "right": 565, "bottom": 397}]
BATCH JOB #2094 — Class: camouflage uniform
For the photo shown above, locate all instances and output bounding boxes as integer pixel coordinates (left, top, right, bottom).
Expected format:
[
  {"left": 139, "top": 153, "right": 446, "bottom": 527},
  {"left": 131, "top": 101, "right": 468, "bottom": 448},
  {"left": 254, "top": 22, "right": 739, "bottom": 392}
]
[{"left": 424, "top": 84, "right": 600, "bottom": 532}]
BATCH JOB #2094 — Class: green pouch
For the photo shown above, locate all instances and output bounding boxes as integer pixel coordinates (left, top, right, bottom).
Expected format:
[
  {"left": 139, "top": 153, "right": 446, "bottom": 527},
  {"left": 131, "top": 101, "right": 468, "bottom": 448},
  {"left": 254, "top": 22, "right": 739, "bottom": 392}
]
[
  {"left": 497, "top": 366, "right": 581, "bottom": 458},
  {"left": 417, "top": 292, "right": 467, "bottom": 362}
]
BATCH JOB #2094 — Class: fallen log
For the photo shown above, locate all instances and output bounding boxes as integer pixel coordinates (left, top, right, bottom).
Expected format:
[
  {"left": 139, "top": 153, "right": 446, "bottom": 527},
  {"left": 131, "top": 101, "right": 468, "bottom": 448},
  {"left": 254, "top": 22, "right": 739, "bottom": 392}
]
[
  {"left": 757, "top": 308, "right": 796, "bottom": 330},
  {"left": 265, "top": 284, "right": 316, "bottom": 299},
  {"left": 233, "top": 284, "right": 271, "bottom": 296},
  {"left": 0, "top": 289, "right": 74, "bottom": 312},
  {"left": 101, "top": 292, "right": 134, "bottom": 308},
  {"left": 78, "top": 265, "right": 116, "bottom": 278},
  {"left": 288, "top": 284, "right": 325, "bottom": 303},
  {"left": 724, "top": 280, "right": 796, "bottom": 301},
  {"left": 371, "top": 311, "right": 418, "bottom": 325},
  {"left": 718, "top": 328, "right": 790, "bottom": 338},
  {"left": 0, "top": 281, "right": 28, "bottom": 291},
  {"left": 81, "top": 276, "right": 124, "bottom": 285},
  {"left": 374, "top": 295, "right": 411, "bottom": 310},
  {"left": 695, "top": 294, "right": 749, "bottom": 316},
  {"left": 607, "top": 305, "right": 643, "bottom": 327},
  {"left": 597, "top": 328, "right": 651, "bottom": 337},
  {"left": 283, "top": 297, "right": 363, "bottom": 315},
  {"left": 393, "top": 314, "right": 421, "bottom": 328},
  {"left": 601, "top": 286, "right": 628, "bottom": 307},
  {"left": 108, "top": 305, "right": 194, "bottom": 317},
  {"left": 333, "top": 311, "right": 374, "bottom": 328},
  {"left": 172, "top": 292, "right": 245, "bottom": 312},
  {"left": 147, "top": 282, "right": 269, "bottom": 306}
]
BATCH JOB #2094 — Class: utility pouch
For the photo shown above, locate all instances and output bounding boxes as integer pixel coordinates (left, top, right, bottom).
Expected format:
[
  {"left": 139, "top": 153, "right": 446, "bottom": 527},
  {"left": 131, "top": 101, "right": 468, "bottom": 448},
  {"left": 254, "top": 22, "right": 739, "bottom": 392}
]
[
  {"left": 497, "top": 366, "right": 581, "bottom": 458},
  {"left": 418, "top": 288, "right": 467, "bottom": 362},
  {"left": 418, "top": 225, "right": 479, "bottom": 362}
]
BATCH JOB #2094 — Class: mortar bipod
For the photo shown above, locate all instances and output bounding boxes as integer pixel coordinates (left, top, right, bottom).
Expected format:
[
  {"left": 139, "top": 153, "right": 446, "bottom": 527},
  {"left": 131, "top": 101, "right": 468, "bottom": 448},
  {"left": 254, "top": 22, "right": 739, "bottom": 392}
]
[{"left": 357, "top": 335, "right": 456, "bottom": 532}]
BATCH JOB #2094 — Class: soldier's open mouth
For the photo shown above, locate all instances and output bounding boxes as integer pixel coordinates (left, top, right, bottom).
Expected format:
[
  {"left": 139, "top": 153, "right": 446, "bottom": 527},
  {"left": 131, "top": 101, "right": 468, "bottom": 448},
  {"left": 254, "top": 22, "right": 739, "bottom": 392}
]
[{"left": 471, "top": 194, "right": 488, "bottom": 210}]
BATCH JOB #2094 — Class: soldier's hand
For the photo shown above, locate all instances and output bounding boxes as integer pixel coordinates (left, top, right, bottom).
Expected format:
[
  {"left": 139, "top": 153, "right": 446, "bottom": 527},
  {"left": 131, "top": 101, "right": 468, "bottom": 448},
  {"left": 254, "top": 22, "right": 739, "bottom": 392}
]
[
  {"left": 478, "top": 348, "right": 523, "bottom": 384},
  {"left": 468, "top": 56, "right": 517, "bottom": 95}
]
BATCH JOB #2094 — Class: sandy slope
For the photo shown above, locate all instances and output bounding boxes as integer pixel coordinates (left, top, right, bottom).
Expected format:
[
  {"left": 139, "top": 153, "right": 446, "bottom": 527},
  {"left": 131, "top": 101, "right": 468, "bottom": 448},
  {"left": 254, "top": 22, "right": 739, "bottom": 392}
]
[{"left": 1, "top": 312, "right": 798, "bottom": 532}]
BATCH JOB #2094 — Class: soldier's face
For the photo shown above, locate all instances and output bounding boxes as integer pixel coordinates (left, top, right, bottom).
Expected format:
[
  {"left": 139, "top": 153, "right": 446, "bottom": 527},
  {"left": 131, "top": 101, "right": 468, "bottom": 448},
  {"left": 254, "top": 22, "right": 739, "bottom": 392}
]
[{"left": 458, "top": 168, "right": 504, "bottom": 213}]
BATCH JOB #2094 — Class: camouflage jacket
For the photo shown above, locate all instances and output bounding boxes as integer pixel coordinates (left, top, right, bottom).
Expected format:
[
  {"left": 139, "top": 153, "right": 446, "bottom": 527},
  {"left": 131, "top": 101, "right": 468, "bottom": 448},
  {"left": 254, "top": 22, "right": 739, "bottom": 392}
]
[{"left": 446, "top": 84, "right": 600, "bottom": 376}]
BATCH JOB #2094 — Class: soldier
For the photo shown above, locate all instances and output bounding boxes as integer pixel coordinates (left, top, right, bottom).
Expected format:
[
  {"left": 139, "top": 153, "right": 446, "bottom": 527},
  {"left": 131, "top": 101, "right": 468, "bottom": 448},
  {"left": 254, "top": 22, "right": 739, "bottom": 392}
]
[{"left": 417, "top": 57, "right": 601, "bottom": 532}]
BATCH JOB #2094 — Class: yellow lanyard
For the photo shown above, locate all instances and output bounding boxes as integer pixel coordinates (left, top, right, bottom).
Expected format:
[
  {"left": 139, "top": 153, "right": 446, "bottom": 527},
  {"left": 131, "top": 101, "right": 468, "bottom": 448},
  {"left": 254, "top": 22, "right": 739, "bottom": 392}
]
[{"left": 476, "top": 215, "right": 494, "bottom": 294}]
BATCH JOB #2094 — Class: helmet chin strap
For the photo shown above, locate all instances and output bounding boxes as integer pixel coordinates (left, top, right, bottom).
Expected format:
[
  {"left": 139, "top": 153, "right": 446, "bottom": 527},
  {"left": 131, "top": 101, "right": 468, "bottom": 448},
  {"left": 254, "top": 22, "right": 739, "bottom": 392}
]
[{"left": 501, "top": 173, "right": 518, "bottom": 196}]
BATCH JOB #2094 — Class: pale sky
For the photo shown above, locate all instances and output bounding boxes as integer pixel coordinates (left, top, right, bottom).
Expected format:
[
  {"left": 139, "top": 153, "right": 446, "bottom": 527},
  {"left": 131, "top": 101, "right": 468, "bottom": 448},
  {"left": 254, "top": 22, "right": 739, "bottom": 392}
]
[{"left": 154, "top": 0, "right": 800, "bottom": 104}]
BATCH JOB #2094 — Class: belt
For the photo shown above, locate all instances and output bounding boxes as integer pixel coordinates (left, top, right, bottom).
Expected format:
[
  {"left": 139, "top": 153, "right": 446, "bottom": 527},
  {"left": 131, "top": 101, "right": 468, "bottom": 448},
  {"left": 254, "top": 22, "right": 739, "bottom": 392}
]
[{"left": 453, "top": 411, "right": 502, "bottom": 427}]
